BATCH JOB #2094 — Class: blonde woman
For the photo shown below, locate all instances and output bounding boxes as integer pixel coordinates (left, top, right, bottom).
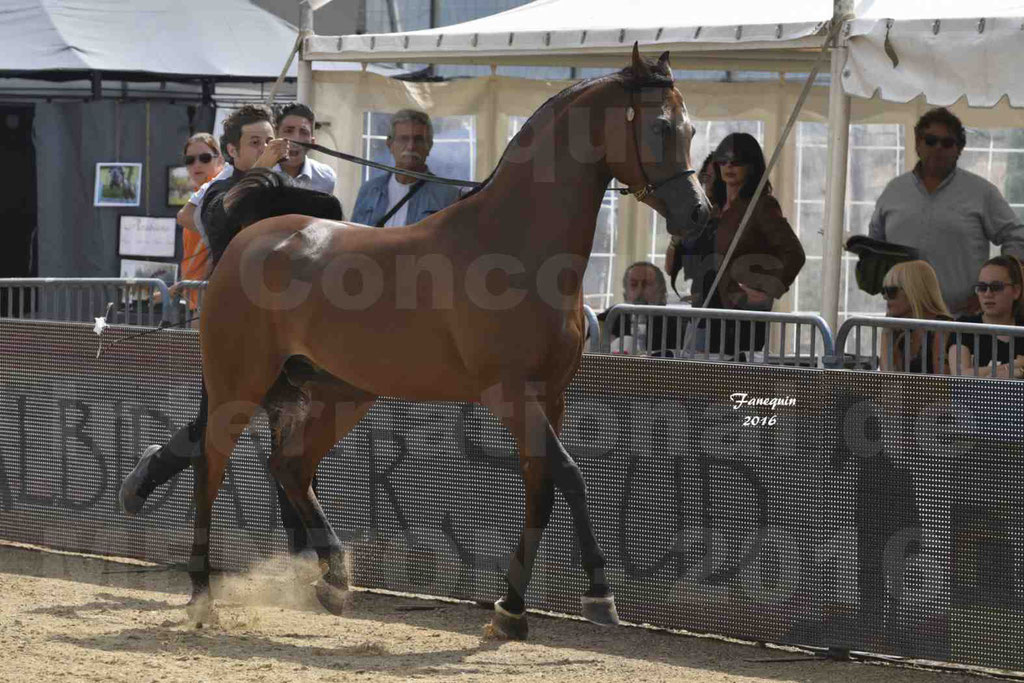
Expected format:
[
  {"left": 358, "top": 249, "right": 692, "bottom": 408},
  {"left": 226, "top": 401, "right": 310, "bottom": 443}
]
[
  {"left": 947, "top": 255, "right": 1024, "bottom": 378},
  {"left": 879, "top": 260, "right": 952, "bottom": 373}
]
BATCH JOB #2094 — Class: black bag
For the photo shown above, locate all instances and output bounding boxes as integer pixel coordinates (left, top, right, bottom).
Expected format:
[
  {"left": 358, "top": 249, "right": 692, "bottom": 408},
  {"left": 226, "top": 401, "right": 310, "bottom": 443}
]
[{"left": 845, "top": 235, "right": 921, "bottom": 295}]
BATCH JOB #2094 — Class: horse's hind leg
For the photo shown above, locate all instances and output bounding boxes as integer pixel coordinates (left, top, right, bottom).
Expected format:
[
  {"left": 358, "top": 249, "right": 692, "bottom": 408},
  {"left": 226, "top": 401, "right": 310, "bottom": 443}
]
[
  {"left": 189, "top": 372, "right": 273, "bottom": 624},
  {"left": 264, "top": 374, "right": 375, "bottom": 615},
  {"left": 488, "top": 393, "right": 618, "bottom": 639}
]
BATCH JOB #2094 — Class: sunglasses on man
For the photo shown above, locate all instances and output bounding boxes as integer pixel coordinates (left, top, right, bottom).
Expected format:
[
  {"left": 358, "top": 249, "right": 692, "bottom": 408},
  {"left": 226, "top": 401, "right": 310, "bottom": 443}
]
[
  {"left": 974, "top": 281, "right": 1009, "bottom": 294},
  {"left": 184, "top": 152, "right": 217, "bottom": 166},
  {"left": 921, "top": 134, "right": 958, "bottom": 149}
]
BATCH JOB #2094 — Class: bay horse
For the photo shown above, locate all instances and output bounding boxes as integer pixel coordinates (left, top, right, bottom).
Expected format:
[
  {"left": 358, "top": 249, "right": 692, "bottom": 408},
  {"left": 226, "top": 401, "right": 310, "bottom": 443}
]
[{"left": 189, "top": 45, "right": 710, "bottom": 639}]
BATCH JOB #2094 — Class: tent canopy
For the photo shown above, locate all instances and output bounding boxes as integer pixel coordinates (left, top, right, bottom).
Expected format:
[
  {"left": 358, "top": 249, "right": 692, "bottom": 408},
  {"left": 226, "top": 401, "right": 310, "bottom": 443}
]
[
  {"left": 306, "top": 0, "right": 832, "bottom": 71},
  {"left": 0, "top": 0, "right": 299, "bottom": 81},
  {"left": 844, "top": 0, "right": 1024, "bottom": 105},
  {"left": 308, "top": 0, "right": 1024, "bottom": 106}
]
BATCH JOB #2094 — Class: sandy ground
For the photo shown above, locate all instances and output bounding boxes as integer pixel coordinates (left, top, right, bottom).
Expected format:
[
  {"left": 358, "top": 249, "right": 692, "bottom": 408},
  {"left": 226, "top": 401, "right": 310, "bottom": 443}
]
[{"left": 0, "top": 541, "right": 1007, "bottom": 683}]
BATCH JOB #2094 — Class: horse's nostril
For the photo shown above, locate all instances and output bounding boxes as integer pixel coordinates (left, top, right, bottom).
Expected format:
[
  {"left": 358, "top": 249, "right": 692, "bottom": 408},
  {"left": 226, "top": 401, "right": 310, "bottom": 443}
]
[{"left": 691, "top": 205, "right": 704, "bottom": 225}]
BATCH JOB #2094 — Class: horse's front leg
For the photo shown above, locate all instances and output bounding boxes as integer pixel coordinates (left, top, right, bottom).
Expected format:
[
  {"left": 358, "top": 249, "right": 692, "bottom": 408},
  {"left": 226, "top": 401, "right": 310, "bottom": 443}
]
[
  {"left": 488, "top": 395, "right": 618, "bottom": 640},
  {"left": 540, "top": 395, "right": 618, "bottom": 625}
]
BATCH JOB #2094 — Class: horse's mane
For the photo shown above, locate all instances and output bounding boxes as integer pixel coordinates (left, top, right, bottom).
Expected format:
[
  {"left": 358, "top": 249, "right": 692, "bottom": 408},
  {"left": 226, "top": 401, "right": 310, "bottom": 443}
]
[{"left": 458, "top": 55, "right": 674, "bottom": 202}]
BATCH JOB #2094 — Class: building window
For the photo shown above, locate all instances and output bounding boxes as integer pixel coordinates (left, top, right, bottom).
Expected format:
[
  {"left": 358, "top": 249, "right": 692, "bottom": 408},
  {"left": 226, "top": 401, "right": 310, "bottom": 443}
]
[
  {"left": 361, "top": 112, "right": 476, "bottom": 184},
  {"left": 792, "top": 123, "right": 905, "bottom": 327}
]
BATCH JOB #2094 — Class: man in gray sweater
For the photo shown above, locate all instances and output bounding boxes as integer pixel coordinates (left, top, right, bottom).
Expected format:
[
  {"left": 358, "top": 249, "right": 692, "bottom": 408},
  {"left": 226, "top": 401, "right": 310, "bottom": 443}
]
[{"left": 869, "top": 107, "right": 1024, "bottom": 315}]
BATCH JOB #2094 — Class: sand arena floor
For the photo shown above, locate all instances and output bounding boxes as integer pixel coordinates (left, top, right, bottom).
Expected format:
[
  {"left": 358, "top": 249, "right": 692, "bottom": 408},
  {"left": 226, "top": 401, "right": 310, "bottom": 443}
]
[{"left": 0, "top": 541, "right": 1006, "bottom": 683}]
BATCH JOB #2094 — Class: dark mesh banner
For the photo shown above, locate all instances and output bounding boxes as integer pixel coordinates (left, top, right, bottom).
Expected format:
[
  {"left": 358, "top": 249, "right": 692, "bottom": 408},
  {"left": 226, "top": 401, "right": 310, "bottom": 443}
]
[{"left": 0, "top": 320, "right": 1021, "bottom": 671}]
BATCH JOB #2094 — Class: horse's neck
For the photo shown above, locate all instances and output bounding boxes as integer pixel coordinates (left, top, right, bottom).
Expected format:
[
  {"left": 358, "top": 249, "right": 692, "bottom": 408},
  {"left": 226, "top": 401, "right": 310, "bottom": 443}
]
[{"left": 472, "top": 93, "right": 613, "bottom": 262}]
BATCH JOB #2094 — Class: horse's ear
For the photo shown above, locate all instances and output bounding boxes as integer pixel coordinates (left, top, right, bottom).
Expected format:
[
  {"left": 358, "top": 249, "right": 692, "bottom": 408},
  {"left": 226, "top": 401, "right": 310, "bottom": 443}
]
[
  {"left": 657, "top": 51, "right": 672, "bottom": 73},
  {"left": 630, "top": 42, "right": 651, "bottom": 78}
]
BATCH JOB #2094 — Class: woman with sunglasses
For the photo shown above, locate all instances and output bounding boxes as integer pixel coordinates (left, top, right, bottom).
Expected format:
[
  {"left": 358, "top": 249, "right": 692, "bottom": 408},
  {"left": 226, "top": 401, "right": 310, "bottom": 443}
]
[
  {"left": 946, "top": 255, "right": 1024, "bottom": 378},
  {"left": 879, "top": 260, "right": 952, "bottom": 373},
  {"left": 176, "top": 134, "right": 225, "bottom": 316},
  {"left": 700, "top": 133, "right": 805, "bottom": 355}
]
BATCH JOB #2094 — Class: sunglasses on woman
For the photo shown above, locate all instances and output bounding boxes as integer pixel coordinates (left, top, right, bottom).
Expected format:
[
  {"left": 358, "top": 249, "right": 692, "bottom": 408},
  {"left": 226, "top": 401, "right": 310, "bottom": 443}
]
[
  {"left": 184, "top": 152, "right": 217, "bottom": 166},
  {"left": 921, "top": 134, "right": 957, "bottom": 149},
  {"left": 974, "top": 281, "right": 1008, "bottom": 293},
  {"left": 714, "top": 154, "right": 747, "bottom": 166},
  {"left": 881, "top": 285, "right": 901, "bottom": 300}
]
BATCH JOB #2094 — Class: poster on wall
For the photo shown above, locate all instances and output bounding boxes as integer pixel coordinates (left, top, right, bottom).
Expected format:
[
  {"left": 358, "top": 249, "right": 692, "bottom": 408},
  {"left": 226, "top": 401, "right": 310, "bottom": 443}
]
[
  {"left": 167, "top": 165, "right": 192, "bottom": 207},
  {"left": 94, "top": 163, "right": 142, "bottom": 207},
  {"left": 120, "top": 259, "right": 178, "bottom": 287},
  {"left": 118, "top": 216, "right": 176, "bottom": 259}
]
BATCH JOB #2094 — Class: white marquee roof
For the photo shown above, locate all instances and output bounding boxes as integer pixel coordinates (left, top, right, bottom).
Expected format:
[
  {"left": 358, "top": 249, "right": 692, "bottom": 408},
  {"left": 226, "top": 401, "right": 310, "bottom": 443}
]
[{"left": 306, "top": 0, "right": 832, "bottom": 71}]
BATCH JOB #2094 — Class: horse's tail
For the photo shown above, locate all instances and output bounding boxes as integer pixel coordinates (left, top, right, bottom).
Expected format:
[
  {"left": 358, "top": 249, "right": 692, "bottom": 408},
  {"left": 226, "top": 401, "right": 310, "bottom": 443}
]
[{"left": 223, "top": 167, "right": 344, "bottom": 227}]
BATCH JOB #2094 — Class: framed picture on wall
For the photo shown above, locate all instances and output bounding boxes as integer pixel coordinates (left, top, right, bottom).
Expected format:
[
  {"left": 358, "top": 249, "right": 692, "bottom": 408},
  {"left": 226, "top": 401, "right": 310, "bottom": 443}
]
[
  {"left": 118, "top": 215, "right": 177, "bottom": 259},
  {"left": 167, "top": 165, "right": 192, "bottom": 207},
  {"left": 94, "top": 162, "right": 142, "bottom": 207}
]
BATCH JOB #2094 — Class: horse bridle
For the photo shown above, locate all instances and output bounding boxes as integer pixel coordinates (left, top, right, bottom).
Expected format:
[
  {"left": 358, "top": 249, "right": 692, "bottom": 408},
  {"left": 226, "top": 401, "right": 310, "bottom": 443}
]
[{"left": 617, "top": 85, "right": 696, "bottom": 201}]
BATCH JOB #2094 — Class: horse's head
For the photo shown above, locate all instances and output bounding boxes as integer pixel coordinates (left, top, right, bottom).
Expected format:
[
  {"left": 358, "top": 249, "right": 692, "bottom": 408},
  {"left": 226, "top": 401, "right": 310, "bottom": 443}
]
[{"left": 608, "top": 45, "right": 711, "bottom": 239}]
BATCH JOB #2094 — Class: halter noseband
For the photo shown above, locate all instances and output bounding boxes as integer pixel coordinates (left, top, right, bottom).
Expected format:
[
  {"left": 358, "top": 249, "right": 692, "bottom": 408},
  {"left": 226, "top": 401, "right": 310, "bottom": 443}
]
[{"left": 617, "top": 83, "right": 696, "bottom": 201}]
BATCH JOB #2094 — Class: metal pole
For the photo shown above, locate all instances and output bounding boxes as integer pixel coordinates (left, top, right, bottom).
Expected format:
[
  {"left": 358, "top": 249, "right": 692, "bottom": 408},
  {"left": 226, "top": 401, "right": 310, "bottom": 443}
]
[
  {"left": 297, "top": 0, "right": 315, "bottom": 107},
  {"left": 821, "top": 2, "right": 853, "bottom": 333}
]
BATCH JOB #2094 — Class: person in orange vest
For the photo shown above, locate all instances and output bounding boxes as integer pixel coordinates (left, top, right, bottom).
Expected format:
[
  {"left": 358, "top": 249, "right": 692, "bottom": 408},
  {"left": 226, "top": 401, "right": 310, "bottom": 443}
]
[{"left": 175, "top": 133, "right": 225, "bottom": 320}]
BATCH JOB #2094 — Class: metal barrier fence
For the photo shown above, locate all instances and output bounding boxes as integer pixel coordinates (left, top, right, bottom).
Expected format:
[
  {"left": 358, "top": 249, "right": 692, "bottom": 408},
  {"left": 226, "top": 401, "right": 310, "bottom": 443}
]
[
  {"left": 6, "top": 279, "right": 1024, "bottom": 380},
  {"left": 0, "top": 277, "right": 172, "bottom": 327},
  {"left": 169, "top": 280, "right": 207, "bottom": 327},
  {"left": 0, "top": 278, "right": 598, "bottom": 342},
  {"left": 599, "top": 304, "right": 836, "bottom": 368},
  {"left": 2, "top": 318, "right": 1024, "bottom": 672},
  {"left": 837, "top": 316, "right": 1024, "bottom": 377},
  {"left": 583, "top": 304, "right": 599, "bottom": 352}
]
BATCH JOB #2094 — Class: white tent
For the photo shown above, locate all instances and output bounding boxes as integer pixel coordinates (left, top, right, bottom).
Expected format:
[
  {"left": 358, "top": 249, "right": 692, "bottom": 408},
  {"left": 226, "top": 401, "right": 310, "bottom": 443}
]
[
  {"left": 0, "top": 0, "right": 298, "bottom": 80},
  {"left": 844, "top": 1, "right": 1024, "bottom": 106},
  {"left": 305, "top": 0, "right": 831, "bottom": 69},
  {"left": 302, "top": 0, "right": 1024, "bottom": 329}
]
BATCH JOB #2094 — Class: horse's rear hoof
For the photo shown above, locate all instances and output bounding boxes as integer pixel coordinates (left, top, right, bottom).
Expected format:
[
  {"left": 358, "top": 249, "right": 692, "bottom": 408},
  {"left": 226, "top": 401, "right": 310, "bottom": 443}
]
[
  {"left": 483, "top": 600, "right": 528, "bottom": 640},
  {"left": 581, "top": 594, "right": 620, "bottom": 626},
  {"left": 315, "top": 579, "right": 350, "bottom": 615},
  {"left": 186, "top": 593, "right": 214, "bottom": 627}
]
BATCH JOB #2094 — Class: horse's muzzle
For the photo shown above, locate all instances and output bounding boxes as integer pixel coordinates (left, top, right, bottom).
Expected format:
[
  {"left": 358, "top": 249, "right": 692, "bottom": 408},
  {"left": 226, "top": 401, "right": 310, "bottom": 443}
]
[{"left": 656, "top": 179, "right": 710, "bottom": 238}]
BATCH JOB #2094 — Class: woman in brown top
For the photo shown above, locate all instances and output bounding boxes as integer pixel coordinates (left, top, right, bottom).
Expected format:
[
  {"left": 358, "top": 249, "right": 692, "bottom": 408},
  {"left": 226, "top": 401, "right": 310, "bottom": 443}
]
[{"left": 703, "top": 132, "right": 806, "bottom": 354}]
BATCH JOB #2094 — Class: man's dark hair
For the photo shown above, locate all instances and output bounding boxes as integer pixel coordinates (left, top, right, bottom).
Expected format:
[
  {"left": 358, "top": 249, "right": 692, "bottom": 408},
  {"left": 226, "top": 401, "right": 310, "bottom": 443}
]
[
  {"left": 914, "top": 107, "right": 966, "bottom": 148},
  {"left": 276, "top": 102, "right": 316, "bottom": 128},
  {"left": 221, "top": 104, "right": 274, "bottom": 154}
]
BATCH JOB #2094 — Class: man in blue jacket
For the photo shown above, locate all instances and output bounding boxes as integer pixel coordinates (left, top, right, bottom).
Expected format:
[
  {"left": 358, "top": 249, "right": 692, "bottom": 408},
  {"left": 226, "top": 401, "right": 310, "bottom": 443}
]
[{"left": 351, "top": 109, "right": 460, "bottom": 227}]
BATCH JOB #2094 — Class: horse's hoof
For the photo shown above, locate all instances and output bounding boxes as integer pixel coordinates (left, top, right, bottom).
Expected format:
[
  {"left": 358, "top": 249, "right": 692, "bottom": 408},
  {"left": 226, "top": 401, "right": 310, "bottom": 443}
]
[
  {"left": 186, "top": 593, "right": 214, "bottom": 626},
  {"left": 315, "top": 578, "right": 350, "bottom": 615},
  {"left": 483, "top": 600, "right": 528, "bottom": 640},
  {"left": 581, "top": 594, "right": 620, "bottom": 626}
]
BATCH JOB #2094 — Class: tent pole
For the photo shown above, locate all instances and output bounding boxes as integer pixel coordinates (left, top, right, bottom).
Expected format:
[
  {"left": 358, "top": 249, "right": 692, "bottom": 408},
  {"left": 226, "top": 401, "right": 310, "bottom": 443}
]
[
  {"left": 821, "top": 15, "right": 851, "bottom": 334},
  {"left": 298, "top": 0, "right": 315, "bottom": 107}
]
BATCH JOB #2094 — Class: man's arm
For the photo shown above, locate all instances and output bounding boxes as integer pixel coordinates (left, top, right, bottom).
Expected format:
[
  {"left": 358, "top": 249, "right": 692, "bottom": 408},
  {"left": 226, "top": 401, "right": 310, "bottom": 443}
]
[
  {"left": 984, "top": 183, "right": 1024, "bottom": 260},
  {"left": 868, "top": 199, "right": 886, "bottom": 241}
]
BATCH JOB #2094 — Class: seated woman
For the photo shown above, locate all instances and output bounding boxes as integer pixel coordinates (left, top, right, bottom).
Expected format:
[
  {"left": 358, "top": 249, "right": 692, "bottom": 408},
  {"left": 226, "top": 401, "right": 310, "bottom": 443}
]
[
  {"left": 946, "top": 255, "right": 1024, "bottom": 378},
  {"left": 879, "top": 260, "right": 952, "bottom": 373}
]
